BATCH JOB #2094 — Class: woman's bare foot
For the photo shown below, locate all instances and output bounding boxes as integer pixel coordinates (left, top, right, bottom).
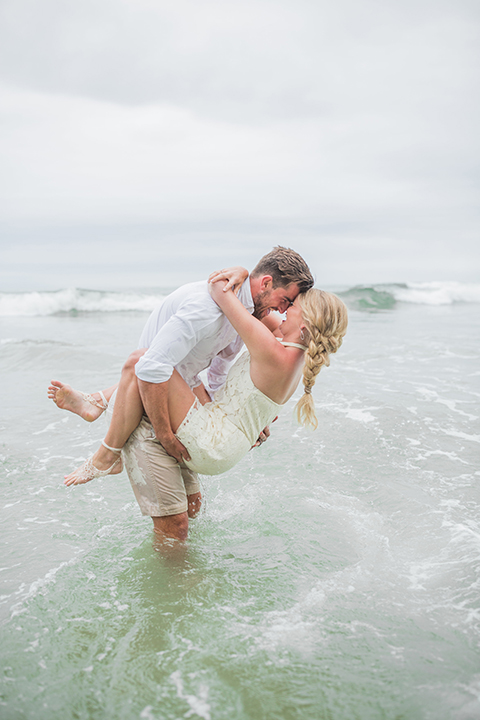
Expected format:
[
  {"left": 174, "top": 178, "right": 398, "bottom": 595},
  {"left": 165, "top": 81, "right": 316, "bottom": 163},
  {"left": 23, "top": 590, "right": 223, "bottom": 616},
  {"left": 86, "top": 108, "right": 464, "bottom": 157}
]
[
  {"left": 48, "top": 380, "right": 106, "bottom": 422},
  {"left": 64, "top": 445, "right": 123, "bottom": 486}
]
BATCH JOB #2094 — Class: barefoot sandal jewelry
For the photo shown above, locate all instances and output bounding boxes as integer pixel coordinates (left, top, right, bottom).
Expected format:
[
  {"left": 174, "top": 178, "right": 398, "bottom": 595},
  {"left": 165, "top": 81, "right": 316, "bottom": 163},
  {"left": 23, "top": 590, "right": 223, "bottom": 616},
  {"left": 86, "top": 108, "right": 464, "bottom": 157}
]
[
  {"left": 80, "top": 390, "right": 108, "bottom": 412},
  {"left": 67, "top": 441, "right": 123, "bottom": 484}
]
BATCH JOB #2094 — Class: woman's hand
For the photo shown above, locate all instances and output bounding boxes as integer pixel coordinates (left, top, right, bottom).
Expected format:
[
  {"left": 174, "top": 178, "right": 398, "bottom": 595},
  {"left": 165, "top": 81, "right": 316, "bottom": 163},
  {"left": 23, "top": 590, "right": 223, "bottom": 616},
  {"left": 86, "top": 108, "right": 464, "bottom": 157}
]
[
  {"left": 208, "top": 277, "right": 228, "bottom": 304},
  {"left": 208, "top": 266, "right": 249, "bottom": 294}
]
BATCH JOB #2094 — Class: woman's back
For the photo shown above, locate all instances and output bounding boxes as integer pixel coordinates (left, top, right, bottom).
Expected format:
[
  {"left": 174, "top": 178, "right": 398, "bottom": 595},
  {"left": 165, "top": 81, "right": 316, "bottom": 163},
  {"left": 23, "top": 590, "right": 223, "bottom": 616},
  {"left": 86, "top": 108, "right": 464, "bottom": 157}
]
[
  {"left": 214, "top": 351, "right": 282, "bottom": 443},
  {"left": 176, "top": 352, "right": 282, "bottom": 475},
  {"left": 248, "top": 339, "right": 306, "bottom": 405}
]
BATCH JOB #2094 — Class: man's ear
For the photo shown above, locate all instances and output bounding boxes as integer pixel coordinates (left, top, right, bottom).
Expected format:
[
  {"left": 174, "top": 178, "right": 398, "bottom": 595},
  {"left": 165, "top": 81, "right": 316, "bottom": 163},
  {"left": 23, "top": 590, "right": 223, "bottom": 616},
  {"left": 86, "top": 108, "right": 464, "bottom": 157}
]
[{"left": 259, "top": 275, "right": 273, "bottom": 291}]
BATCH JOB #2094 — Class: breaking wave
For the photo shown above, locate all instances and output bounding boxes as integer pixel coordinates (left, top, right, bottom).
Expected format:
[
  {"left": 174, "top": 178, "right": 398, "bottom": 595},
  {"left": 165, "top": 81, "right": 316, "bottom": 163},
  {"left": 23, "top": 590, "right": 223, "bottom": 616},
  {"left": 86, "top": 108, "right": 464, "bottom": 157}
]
[
  {"left": 0, "top": 288, "right": 167, "bottom": 316},
  {"left": 1, "top": 282, "right": 479, "bottom": 316},
  {"left": 338, "top": 281, "right": 480, "bottom": 311}
]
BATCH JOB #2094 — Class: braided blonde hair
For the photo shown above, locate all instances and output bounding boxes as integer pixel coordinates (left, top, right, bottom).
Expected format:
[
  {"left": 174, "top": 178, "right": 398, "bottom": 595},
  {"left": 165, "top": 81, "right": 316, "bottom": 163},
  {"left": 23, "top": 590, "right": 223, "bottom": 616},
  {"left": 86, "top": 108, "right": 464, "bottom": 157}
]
[{"left": 295, "top": 289, "right": 348, "bottom": 429}]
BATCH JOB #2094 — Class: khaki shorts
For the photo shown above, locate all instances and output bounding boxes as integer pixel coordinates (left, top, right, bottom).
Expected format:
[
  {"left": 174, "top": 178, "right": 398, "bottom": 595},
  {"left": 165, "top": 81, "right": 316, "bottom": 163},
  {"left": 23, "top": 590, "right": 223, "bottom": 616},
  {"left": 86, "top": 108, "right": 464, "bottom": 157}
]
[{"left": 122, "top": 416, "right": 200, "bottom": 517}]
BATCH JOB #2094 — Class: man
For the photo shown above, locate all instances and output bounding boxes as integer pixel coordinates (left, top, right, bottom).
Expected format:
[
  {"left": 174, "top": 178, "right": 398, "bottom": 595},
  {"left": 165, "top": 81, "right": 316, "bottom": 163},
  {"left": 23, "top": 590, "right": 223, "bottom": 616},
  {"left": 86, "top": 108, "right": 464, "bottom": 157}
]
[{"left": 122, "top": 246, "right": 313, "bottom": 541}]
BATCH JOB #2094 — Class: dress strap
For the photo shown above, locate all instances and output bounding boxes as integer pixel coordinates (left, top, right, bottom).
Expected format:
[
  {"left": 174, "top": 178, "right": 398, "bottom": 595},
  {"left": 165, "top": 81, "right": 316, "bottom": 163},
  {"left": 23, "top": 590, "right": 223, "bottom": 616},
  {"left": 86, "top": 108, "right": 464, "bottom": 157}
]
[{"left": 277, "top": 339, "right": 308, "bottom": 351}]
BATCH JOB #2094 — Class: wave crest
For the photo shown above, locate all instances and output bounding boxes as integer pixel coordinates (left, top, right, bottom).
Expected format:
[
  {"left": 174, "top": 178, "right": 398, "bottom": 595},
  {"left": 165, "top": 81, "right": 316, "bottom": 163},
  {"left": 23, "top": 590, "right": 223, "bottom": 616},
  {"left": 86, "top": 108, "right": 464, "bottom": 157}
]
[
  {"left": 339, "top": 282, "right": 480, "bottom": 310},
  {"left": 1, "top": 282, "right": 479, "bottom": 316},
  {"left": 0, "top": 288, "right": 165, "bottom": 317}
]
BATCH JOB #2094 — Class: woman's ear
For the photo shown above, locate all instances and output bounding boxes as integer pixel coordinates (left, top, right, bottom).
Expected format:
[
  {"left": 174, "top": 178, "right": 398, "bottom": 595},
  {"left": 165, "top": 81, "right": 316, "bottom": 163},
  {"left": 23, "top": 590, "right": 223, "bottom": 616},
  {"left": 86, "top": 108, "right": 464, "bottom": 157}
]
[{"left": 300, "top": 324, "right": 310, "bottom": 343}]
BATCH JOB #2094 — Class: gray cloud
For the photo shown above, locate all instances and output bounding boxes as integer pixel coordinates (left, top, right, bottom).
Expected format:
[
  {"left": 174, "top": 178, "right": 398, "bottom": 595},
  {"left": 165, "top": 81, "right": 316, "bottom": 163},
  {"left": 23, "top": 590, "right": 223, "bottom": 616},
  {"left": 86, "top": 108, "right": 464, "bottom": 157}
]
[
  {"left": 0, "top": 0, "right": 479, "bottom": 288},
  {"left": 1, "top": 0, "right": 478, "bottom": 118}
]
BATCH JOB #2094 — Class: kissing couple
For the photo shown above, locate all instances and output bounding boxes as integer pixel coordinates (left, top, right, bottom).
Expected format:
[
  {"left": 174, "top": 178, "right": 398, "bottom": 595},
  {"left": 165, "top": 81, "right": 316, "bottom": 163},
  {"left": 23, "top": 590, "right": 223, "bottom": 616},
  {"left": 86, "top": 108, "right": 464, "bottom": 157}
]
[{"left": 49, "top": 247, "right": 348, "bottom": 541}]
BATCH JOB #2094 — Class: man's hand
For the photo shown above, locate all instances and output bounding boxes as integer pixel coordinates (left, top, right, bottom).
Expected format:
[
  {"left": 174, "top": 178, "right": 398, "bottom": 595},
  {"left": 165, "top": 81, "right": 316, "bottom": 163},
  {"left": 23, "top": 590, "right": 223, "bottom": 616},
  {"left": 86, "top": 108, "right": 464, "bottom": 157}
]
[
  {"left": 138, "top": 379, "right": 191, "bottom": 463},
  {"left": 251, "top": 417, "right": 278, "bottom": 449},
  {"left": 208, "top": 266, "right": 249, "bottom": 294},
  {"left": 187, "top": 492, "right": 202, "bottom": 518},
  {"left": 160, "top": 432, "right": 191, "bottom": 464},
  {"left": 193, "top": 383, "right": 212, "bottom": 406}
]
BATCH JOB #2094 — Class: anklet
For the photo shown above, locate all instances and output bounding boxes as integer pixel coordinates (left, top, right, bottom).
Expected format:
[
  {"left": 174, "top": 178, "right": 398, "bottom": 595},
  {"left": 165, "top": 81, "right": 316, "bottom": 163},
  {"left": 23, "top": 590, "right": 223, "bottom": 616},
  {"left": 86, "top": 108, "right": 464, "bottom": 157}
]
[{"left": 101, "top": 440, "right": 123, "bottom": 453}]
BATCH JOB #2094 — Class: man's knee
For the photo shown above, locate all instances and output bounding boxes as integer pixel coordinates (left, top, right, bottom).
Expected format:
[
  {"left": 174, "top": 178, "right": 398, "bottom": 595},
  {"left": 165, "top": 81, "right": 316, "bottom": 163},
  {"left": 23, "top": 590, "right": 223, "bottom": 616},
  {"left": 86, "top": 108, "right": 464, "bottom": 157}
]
[{"left": 153, "top": 512, "right": 189, "bottom": 541}]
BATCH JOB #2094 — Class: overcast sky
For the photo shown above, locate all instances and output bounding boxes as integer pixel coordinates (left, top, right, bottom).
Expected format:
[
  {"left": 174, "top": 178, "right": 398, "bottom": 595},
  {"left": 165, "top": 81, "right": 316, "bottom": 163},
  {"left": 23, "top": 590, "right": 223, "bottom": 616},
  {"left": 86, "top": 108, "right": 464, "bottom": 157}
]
[{"left": 0, "top": 0, "right": 479, "bottom": 290}]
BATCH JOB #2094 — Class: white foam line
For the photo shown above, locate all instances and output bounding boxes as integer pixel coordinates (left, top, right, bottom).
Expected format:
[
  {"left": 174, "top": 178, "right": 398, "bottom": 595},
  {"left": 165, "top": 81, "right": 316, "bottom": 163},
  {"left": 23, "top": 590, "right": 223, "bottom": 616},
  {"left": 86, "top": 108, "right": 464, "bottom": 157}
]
[
  {"left": 38, "top": 455, "right": 76, "bottom": 464},
  {"left": 9, "top": 557, "right": 78, "bottom": 618},
  {"left": 415, "top": 450, "right": 469, "bottom": 465},
  {"left": 436, "top": 399, "right": 478, "bottom": 421},
  {"left": 23, "top": 517, "right": 59, "bottom": 525},
  {"left": 416, "top": 388, "right": 479, "bottom": 420},
  {"left": 0, "top": 563, "right": 22, "bottom": 573},
  {"left": 33, "top": 419, "right": 68, "bottom": 435},
  {"left": 170, "top": 671, "right": 211, "bottom": 720},
  {"left": 442, "top": 429, "right": 480, "bottom": 443},
  {"left": 345, "top": 408, "right": 376, "bottom": 423}
]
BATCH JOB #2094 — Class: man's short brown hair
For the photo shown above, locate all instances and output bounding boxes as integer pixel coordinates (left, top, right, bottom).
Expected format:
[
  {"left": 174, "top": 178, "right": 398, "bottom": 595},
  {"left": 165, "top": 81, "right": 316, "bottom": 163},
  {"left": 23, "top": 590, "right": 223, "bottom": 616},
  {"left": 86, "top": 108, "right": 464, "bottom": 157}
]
[{"left": 251, "top": 246, "right": 314, "bottom": 293}]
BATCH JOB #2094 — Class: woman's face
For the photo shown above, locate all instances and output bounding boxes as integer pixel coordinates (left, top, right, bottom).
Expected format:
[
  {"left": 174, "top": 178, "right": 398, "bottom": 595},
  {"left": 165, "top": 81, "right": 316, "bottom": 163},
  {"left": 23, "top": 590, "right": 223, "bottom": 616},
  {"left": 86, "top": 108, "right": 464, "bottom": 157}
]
[
  {"left": 281, "top": 297, "right": 304, "bottom": 335},
  {"left": 261, "top": 311, "right": 283, "bottom": 336}
]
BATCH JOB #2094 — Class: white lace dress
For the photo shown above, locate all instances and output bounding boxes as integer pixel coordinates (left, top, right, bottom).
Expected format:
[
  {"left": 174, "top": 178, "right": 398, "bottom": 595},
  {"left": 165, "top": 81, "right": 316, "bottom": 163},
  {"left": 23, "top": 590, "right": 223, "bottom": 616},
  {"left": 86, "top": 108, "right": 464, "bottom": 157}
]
[{"left": 176, "top": 351, "right": 283, "bottom": 475}]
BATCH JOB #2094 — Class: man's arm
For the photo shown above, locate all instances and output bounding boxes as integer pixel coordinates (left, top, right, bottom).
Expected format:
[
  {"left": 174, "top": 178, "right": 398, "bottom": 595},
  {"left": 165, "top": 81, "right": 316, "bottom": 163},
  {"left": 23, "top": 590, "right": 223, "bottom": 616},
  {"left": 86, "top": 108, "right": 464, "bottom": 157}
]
[
  {"left": 193, "top": 382, "right": 211, "bottom": 405},
  {"left": 135, "top": 293, "right": 223, "bottom": 461},
  {"left": 137, "top": 379, "right": 191, "bottom": 463},
  {"left": 206, "top": 335, "right": 244, "bottom": 395}
]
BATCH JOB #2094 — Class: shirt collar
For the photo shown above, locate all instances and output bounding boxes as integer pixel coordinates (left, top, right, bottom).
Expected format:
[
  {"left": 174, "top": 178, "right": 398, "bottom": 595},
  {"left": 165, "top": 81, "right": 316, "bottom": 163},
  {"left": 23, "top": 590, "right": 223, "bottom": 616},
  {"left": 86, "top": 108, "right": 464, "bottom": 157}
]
[{"left": 237, "top": 276, "right": 254, "bottom": 313}]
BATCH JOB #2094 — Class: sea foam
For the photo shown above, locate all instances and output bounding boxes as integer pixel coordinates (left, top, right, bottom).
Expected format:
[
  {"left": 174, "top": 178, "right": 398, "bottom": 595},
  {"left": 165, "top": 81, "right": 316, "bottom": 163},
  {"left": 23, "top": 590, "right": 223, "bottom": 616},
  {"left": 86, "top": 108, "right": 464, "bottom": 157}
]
[
  {"left": 340, "top": 281, "right": 480, "bottom": 310},
  {"left": 0, "top": 288, "right": 165, "bottom": 316},
  {"left": 392, "top": 281, "right": 480, "bottom": 305},
  {"left": 1, "top": 281, "right": 479, "bottom": 316}
]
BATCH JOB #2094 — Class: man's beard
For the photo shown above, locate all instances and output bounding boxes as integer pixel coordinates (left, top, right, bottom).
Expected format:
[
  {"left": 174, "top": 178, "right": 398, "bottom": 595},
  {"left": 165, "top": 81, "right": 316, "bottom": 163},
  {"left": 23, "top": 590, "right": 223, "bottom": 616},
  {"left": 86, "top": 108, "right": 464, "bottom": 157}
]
[{"left": 252, "top": 290, "right": 272, "bottom": 319}]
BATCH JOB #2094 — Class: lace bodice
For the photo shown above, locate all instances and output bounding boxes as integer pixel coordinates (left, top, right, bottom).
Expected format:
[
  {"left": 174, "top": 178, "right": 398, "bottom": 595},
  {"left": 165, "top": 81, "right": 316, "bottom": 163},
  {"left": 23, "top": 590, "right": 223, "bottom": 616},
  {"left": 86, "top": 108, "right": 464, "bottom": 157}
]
[
  {"left": 210, "top": 351, "right": 282, "bottom": 446},
  {"left": 174, "top": 350, "right": 282, "bottom": 474}
]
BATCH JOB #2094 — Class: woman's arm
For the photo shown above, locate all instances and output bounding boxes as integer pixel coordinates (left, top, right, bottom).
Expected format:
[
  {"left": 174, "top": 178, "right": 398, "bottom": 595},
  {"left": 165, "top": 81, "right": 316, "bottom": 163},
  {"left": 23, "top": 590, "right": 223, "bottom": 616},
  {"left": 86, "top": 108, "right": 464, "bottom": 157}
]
[{"left": 208, "top": 280, "right": 282, "bottom": 363}]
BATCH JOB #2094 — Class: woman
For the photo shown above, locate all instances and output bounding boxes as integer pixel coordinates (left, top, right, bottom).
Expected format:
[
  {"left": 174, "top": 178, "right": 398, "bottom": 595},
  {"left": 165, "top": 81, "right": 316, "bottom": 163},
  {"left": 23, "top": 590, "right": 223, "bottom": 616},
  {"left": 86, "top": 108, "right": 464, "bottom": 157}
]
[{"left": 49, "top": 275, "right": 348, "bottom": 483}]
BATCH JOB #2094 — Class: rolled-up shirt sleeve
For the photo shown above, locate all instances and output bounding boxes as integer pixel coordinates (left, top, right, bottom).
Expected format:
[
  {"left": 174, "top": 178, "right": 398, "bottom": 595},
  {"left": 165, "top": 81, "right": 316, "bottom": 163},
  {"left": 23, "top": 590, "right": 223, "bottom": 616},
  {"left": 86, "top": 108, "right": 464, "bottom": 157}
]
[
  {"left": 135, "top": 298, "right": 221, "bottom": 384},
  {"left": 207, "top": 335, "right": 245, "bottom": 395}
]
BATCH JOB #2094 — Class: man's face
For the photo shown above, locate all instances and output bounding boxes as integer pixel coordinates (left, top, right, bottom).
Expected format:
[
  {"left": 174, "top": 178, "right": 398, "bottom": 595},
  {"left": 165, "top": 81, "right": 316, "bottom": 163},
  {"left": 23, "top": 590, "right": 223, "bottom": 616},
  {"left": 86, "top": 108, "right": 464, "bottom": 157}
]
[{"left": 252, "top": 281, "right": 300, "bottom": 319}]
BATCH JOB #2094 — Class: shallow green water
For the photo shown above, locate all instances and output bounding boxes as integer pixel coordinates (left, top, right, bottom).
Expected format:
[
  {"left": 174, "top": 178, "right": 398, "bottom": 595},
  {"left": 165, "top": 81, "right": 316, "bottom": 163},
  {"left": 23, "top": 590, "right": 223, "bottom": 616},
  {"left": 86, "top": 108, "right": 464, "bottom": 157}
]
[{"left": 1, "top": 303, "right": 479, "bottom": 719}]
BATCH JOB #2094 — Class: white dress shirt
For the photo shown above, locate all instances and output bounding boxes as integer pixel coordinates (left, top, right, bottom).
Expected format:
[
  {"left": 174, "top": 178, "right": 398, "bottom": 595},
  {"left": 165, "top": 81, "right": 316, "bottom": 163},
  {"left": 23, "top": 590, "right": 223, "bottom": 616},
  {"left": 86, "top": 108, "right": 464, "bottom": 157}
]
[{"left": 135, "top": 280, "right": 254, "bottom": 394}]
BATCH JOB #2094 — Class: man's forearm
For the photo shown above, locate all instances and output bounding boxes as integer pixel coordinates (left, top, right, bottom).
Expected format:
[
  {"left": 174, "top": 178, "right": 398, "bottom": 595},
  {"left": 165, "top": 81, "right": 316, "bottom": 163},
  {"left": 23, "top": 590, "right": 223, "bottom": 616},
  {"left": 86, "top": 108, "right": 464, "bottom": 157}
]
[
  {"left": 137, "top": 378, "right": 191, "bottom": 462},
  {"left": 137, "top": 379, "right": 172, "bottom": 441}
]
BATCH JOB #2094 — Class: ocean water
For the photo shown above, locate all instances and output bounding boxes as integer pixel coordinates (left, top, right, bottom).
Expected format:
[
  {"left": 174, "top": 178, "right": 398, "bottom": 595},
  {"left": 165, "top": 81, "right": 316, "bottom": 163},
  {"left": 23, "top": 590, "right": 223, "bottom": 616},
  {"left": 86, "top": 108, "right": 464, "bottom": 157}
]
[{"left": 0, "top": 281, "right": 479, "bottom": 720}]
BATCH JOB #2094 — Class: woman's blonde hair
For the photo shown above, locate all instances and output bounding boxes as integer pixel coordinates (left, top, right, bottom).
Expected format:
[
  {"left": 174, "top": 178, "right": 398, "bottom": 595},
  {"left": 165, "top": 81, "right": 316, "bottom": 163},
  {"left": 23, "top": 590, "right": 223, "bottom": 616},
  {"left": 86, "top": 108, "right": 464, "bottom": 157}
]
[{"left": 295, "top": 289, "right": 348, "bottom": 429}]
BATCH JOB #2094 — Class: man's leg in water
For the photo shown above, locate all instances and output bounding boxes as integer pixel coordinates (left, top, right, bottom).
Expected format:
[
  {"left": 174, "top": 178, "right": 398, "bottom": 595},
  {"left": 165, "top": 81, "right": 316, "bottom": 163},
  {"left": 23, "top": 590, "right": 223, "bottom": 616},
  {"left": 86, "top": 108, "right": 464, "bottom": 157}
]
[
  {"left": 152, "top": 513, "right": 189, "bottom": 542},
  {"left": 122, "top": 416, "right": 202, "bottom": 542}
]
